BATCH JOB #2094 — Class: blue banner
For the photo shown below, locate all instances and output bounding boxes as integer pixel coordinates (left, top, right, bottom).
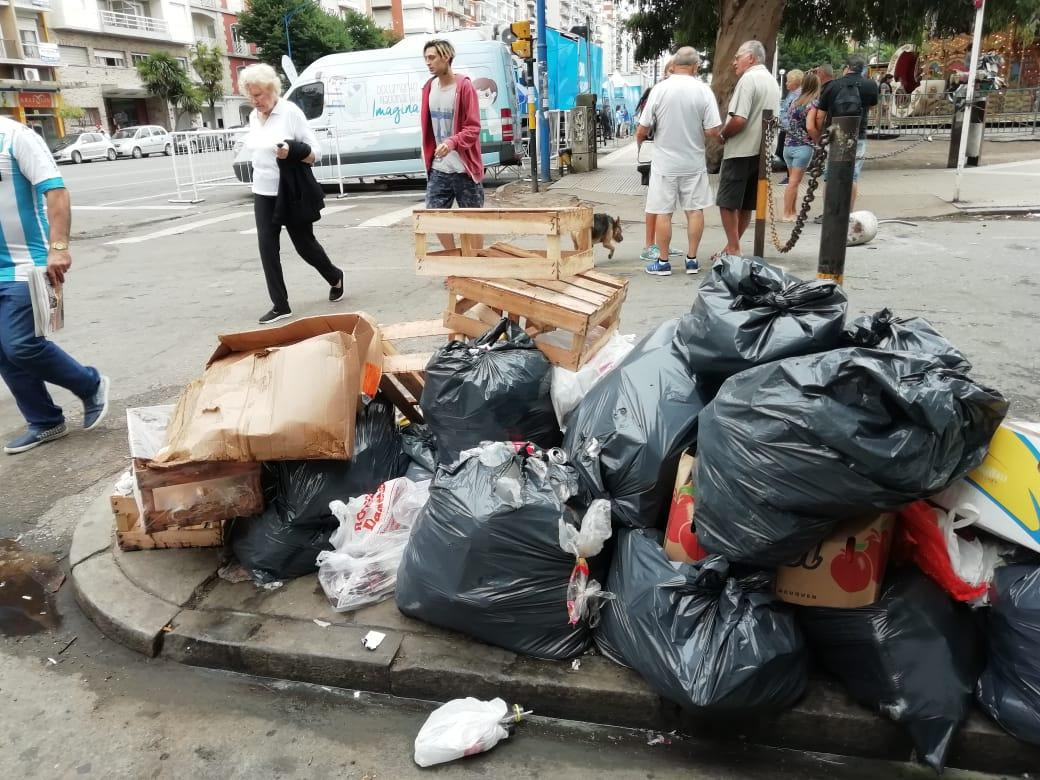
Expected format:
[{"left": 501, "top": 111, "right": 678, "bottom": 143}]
[{"left": 545, "top": 29, "right": 604, "bottom": 110}]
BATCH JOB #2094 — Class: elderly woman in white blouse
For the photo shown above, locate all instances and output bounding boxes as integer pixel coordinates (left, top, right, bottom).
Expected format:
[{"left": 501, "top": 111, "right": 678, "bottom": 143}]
[{"left": 239, "top": 63, "right": 343, "bottom": 325}]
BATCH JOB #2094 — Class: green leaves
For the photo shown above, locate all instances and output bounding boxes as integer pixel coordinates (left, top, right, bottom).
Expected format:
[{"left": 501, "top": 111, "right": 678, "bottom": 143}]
[{"left": 191, "top": 42, "right": 226, "bottom": 113}]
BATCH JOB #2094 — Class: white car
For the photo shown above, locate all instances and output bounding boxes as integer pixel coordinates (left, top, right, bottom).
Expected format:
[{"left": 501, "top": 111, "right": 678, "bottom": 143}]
[
  {"left": 51, "top": 131, "right": 117, "bottom": 164},
  {"left": 111, "top": 125, "right": 172, "bottom": 158}
]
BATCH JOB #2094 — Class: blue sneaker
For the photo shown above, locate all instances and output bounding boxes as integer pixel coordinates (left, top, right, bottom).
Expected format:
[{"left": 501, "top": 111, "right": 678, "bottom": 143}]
[
  {"left": 644, "top": 259, "right": 672, "bottom": 276},
  {"left": 5, "top": 422, "right": 68, "bottom": 455},
  {"left": 639, "top": 244, "right": 661, "bottom": 262},
  {"left": 82, "top": 375, "right": 110, "bottom": 430},
  {"left": 685, "top": 257, "right": 699, "bottom": 274}
]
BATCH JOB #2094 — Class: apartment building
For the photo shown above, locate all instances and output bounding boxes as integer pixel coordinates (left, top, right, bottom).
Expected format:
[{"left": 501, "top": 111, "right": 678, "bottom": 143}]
[
  {"left": 0, "top": 0, "right": 62, "bottom": 143},
  {"left": 370, "top": 0, "right": 479, "bottom": 37}
]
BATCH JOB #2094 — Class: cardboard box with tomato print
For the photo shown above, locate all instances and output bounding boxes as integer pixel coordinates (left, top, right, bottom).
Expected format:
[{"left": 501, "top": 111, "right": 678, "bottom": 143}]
[
  {"left": 664, "top": 452, "right": 709, "bottom": 564},
  {"left": 775, "top": 513, "right": 896, "bottom": 608}
]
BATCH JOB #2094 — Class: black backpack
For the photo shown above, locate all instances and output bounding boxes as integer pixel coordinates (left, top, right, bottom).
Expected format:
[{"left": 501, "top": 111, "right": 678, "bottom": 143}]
[{"left": 830, "top": 79, "right": 863, "bottom": 117}]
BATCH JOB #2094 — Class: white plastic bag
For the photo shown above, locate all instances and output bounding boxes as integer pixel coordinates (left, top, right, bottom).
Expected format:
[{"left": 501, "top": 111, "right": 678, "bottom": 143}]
[
  {"left": 316, "top": 477, "right": 430, "bottom": 612},
  {"left": 559, "top": 499, "right": 613, "bottom": 625},
  {"left": 940, "top": 504, "right": 1009, "bottom": 604},
  {"left": 414, "top": 697, "right": 514, "bottom": 768},
  {"left": 550, "top": 333, "right": 636, "bottom": 427}
]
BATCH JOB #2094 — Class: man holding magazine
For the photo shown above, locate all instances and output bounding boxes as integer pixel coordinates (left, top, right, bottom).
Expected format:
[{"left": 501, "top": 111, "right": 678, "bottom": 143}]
[{"left": 0, "top": 116, "right": 109, "bottom": 454}]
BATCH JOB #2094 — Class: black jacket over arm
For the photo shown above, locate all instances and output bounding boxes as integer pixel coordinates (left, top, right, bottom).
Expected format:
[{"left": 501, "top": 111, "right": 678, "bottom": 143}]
[{"left": 272, "top": 139, "right": 324, "bottom": 226}]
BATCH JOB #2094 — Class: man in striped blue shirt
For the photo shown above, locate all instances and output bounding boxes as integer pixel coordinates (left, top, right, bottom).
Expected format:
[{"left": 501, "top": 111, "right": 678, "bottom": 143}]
[{"left": 0, "top": 116, "right": 109, "bottom": 454}]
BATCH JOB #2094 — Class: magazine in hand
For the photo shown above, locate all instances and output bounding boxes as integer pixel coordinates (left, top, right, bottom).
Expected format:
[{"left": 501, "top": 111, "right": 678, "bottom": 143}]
[{"left": 29, "top": 266, "right": 64, "bottom": 338}]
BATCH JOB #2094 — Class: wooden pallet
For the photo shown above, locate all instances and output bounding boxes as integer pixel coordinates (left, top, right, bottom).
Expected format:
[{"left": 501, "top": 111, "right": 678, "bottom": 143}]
[
  {"left": 414, "top": 207, "right": 595, "bottom": 279},
  {"left": 133, "top": 459, "right": 263, "bottom": 533},
  {"left": 111, "top": 494, "right": 224, "bottom": 551},
  {"left": 378, "top": 319, "right": 454, "bottom": 424},
  {"left": 443, "top": 270, "right": 629, "bottom": 371}
]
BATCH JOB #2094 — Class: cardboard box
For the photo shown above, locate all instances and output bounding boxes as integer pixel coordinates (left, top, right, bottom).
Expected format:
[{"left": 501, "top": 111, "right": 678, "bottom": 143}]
[
  {"left": 111, "top": 494, "right": 225, "bottom": 551},
  {"left": 663, "top": 452, "right": 708, "bottom": 564},
  {"left": 156, "top": 313, "right": 382, "bottom": 464},
  {"left": 932, "top": 420, "right": 1040, "bottom": 554},
  {"left": 775, "top": 513, "right": 896, "bottom": 608}
]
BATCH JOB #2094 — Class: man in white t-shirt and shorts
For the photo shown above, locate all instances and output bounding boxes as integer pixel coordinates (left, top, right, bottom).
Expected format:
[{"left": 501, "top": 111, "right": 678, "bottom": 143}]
[{"left": 635, "top": 46, "right": 722, "bottom": 276}]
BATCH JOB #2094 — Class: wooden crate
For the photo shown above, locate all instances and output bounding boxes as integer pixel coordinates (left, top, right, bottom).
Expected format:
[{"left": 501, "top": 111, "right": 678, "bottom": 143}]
[
  {"left": 133, "top": 459, "right": 263, "bottom": 533},
  {"left": 443, "top": 270, "right": 629, "bottom": 371},
  {"left": 112, "top": 493, "right": 224, "bottom": 552},
  {"left": 378, "top": 319, "right": 453, "bottom": 424},
  {"left": 414, "top": 207, "right": 595, "bottom": 279}
]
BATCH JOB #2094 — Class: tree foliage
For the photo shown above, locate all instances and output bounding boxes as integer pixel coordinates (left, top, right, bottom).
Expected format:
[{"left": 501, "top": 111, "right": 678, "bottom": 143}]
[
  {"left": 237, "top": 0, "right": 394, "bottom": 72},
  {"left": 136, "top": 52, "right": 192, "bottom": 127},
  {"left": 191, "top": 42, "right": 226, "bottom": 121}
]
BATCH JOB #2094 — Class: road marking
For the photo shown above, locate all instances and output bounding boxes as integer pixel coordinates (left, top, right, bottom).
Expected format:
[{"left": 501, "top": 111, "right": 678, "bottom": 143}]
[
  {"left": 74, "top": 205, "right": 191, "bottom": 211},
  {"left": 97, "top": 190, "right": 185, "bottom": 205},
  {"left": 105, "top": 210, "right": 254, "bottom": 245},
  {"left": 238, "top": 204, "right": 357, "bottom": 234},
  {"left": 350, "top": 203, "right": 419, "bottom": 229}
]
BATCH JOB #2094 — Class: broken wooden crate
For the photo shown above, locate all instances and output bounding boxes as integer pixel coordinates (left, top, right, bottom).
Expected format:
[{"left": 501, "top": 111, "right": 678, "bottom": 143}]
[
  {"left": 378, "top": 318, "right": 453, "bottom": 424},
  {"left": 111, "top": 493, "right": 224, "bottom": 551},
  {"left": 132, "top": 459, "right": 264, "bottom": 534},
  {"left": 443, "top": 270, "right": 629, "bottom": 371},
  {"left": 414, "top": 207, "right": 595, "bottom": 279}
]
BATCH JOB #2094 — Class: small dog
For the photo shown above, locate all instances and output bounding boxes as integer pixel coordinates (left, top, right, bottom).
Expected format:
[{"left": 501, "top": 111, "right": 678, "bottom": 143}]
[{"left": 573, "top": 213, "right": 623, "bottom": 259}]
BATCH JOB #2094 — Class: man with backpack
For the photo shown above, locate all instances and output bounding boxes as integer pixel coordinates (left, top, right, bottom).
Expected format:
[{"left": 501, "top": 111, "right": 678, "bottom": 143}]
[{"left": 813, "top": 54, "right": 879, "bottom": 210}]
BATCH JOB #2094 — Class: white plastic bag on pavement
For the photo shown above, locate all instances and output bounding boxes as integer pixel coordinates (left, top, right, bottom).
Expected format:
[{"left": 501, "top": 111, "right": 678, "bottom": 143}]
[
  {"left": 316, "top": 477, "right": 430, "bottom": 612},
  {"left": 414, "top": 697, "right": 521, "bottom": 767},
  {"left": 551, "top": 333, "right": 636, "bottom": 427},
  {"left": 939, "top": 503, "right": 1009, "bottom": 603},
  {"left": 559, "top": 499, "right": 613, "bottom": 626}
]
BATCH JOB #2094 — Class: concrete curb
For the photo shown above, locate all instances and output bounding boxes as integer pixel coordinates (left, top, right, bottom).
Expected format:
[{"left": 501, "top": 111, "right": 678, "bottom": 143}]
[{"left": 70, "top": 500, "right": 1040, "bottom": 773}]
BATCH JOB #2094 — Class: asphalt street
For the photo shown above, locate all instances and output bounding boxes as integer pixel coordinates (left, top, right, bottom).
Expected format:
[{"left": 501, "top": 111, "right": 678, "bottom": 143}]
[{"left": 0, "top": 152, "right": 1036, "bottom": 778}]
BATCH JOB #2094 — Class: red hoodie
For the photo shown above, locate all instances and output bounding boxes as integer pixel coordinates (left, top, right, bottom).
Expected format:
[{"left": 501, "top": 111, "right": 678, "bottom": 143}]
[{"left": 420, "top": 74, "right": 484, "bottom": 183}]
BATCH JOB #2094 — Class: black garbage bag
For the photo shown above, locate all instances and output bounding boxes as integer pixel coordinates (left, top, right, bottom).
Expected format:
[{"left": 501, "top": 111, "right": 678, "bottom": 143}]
[
  {"left": 696, "top": 348, "right": 1008, "bottom": 566},
  {"left": 230, "top": 397, "right": 409, "bottom": 583},
  {"left": 977, "top": 564, "right": 1040, "bottom": 746},
  {"left": 564, "top": 320, "right": 712, "bottom": 530},
  {"left": 420, "top": 318, "right": 561, "bottom": 464},
  {"left": 596, "top": 529, "right": 807, "bottom": 714},
  {"left": 396, "top": 442, "right": 603, "bottom": 660},
  {"left": 674, "top": 255, "right": 848, "bottom": 382},
  {"left": 800, "top": 569, "right": 980, "bottom": 772},
  {"left": 401, "top": 422, "right": 437, "bottom": 481},
  {"left": 843, "top": 308, "right": 971, "bottom": 372}
]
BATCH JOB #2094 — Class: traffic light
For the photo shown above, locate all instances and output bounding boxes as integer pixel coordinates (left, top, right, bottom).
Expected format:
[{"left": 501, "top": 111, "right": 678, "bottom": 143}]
[{"left": 509, "top": 21, "right": 532, "bottom": 59}]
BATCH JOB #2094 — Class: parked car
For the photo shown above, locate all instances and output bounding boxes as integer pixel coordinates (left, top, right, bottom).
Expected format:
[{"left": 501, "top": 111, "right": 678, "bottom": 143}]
[
  {"left": 51, "top": 132, "right": 117, "bottom": 164},
  {"left": 111, "top": 125, "right": 172, "bottom": 158}
]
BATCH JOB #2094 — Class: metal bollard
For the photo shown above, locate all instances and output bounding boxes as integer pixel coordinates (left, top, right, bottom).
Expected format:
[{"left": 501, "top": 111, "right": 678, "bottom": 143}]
[
  {"left": 816, "top": 115, "right": 860, "bottom": 285},
  {"left": 753, "top": 109, "right": 773, "bottom": 258}
]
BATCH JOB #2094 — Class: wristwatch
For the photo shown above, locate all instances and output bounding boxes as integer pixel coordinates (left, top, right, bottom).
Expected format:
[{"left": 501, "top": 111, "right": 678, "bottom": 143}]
[{"left": 50, "top": 241, "right": 69, "bottom": 251}]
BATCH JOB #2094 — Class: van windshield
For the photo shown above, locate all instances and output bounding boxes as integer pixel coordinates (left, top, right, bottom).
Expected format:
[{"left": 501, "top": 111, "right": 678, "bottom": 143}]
[{"left": 288, "top": 83, "right": 324, "bottom": 120}]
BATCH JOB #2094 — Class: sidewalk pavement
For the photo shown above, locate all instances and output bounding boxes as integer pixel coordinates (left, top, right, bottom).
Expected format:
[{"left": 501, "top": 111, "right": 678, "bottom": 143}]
[
  {"left": 70, "top": 492, "right": 1040, "bottom": 774},
  {"left": 539, "top": 139, "right": 1040, "bottom": 225}
]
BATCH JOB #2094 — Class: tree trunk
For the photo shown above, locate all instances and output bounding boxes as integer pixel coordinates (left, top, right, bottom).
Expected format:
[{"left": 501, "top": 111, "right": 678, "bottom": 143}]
[{"left": 707, "top": 0, "right": 786, "bottom": 170}]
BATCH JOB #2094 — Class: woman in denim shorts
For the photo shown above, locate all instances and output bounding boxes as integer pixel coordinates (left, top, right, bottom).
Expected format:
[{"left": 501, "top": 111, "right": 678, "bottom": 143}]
[{"left": 781, "top": 71, "right": 821, "bottom": 221}]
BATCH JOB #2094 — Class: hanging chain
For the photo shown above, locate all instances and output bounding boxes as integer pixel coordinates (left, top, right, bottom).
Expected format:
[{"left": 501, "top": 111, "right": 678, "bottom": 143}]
[
  {"left": 764, "top": 117, "right": 830, "bottom": 254},
  {"left": 860, "top": 135, "right": 932, "bottom": 160}
]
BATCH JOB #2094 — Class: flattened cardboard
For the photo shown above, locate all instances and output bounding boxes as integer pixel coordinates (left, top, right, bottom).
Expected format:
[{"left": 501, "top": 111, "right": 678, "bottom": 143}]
[{"left": 775, "top": 513, "right": 896, "bottom": 608}]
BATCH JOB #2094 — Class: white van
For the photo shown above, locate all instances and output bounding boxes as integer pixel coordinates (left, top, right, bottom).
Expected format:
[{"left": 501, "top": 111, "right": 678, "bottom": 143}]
[{"left": 233, "top": 31, "right": 522, "bottom": 183}]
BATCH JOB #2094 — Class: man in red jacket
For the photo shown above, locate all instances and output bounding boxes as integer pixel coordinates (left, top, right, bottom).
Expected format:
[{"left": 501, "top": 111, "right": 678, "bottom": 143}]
[{"left": 420, "top": 39, "right": 484, "bottom": 250}]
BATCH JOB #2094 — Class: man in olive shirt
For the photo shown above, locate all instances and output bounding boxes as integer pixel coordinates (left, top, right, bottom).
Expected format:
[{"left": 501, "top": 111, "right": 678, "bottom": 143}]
[{"left": 716, "top": 40, "right": 780, "bottom": 257}]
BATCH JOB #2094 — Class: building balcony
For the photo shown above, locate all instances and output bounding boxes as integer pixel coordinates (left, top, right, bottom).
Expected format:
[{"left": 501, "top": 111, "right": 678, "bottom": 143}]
[
  {"left": 98, "top": 10, "right": 169, "bottom": 39},
  {"left": 232, "top": 40, "right": 256, "bottom": 57},
  {"left": 0, "top": 38, "right": 56, "bottom": 65},
  {"left": 193, "top": 36, "right": 222, "bottom": 50},
  {"left": 190, "top": 0, "right": 220, "bottom": 9}
]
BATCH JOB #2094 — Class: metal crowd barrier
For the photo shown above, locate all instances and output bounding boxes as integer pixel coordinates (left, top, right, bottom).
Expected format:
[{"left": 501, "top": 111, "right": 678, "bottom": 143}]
[{"left": 866, "top": 87, "right": 1040, "bottom": 141}]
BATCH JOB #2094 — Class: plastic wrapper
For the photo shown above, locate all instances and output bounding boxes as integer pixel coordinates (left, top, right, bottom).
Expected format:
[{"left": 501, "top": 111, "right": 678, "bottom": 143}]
[
  {"left": 126, "top": 405, "right": 175, "bottom": 460},
  {"left": 550, "top": 333, "right": 636, "bottom": 428},
  {"left": 414, "top": 697, "right": 522, "bottom": 767},
  {"left": 673, "top": 255, "right": 848, "bottom": 382},
  {"left": 894, "top": 501, "right": 1007, "bottom": 604},
  {"left": 559, "top": 499, "right": 613, "bottom": 625},
  {"left": 420, "top": 318, "right": 561, "bottom": 464},
  {"left": 564, "top": 320, "right": 713, "bottom": 530},
  {"left": 799, "top": 568, "right": 980, "bottom": 772},
  {"left": 396, "top": 442, "right": 604, "bottom": 660},
  {"left": 977, "top": 564, "right": 1040, "bottom": 746},
  {"left": 316, "top": 477, "right": 430, "bottom": 612},
  {"left": 229, "top": 397, "right": 409, "bottom": 583},
  {"left": 401, "top": 422, "right": 437, "bottom": 481},
  {"left": 842, "top": 308, "right": 971, "bottom": 371},
  {"left": 596, "top": 529, "right": 808, "bottom": 714},
  {"left": 696, "top": 348, "right": 1008, "bottom": 566}
]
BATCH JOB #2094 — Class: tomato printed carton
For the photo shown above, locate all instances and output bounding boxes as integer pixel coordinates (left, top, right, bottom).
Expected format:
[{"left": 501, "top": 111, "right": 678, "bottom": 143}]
[
  {"left": 664, "top": 452, "right": 709, "bottom": 564},
  {"left": 775, "top": 513, "right": 896, "bottom": 608}
]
